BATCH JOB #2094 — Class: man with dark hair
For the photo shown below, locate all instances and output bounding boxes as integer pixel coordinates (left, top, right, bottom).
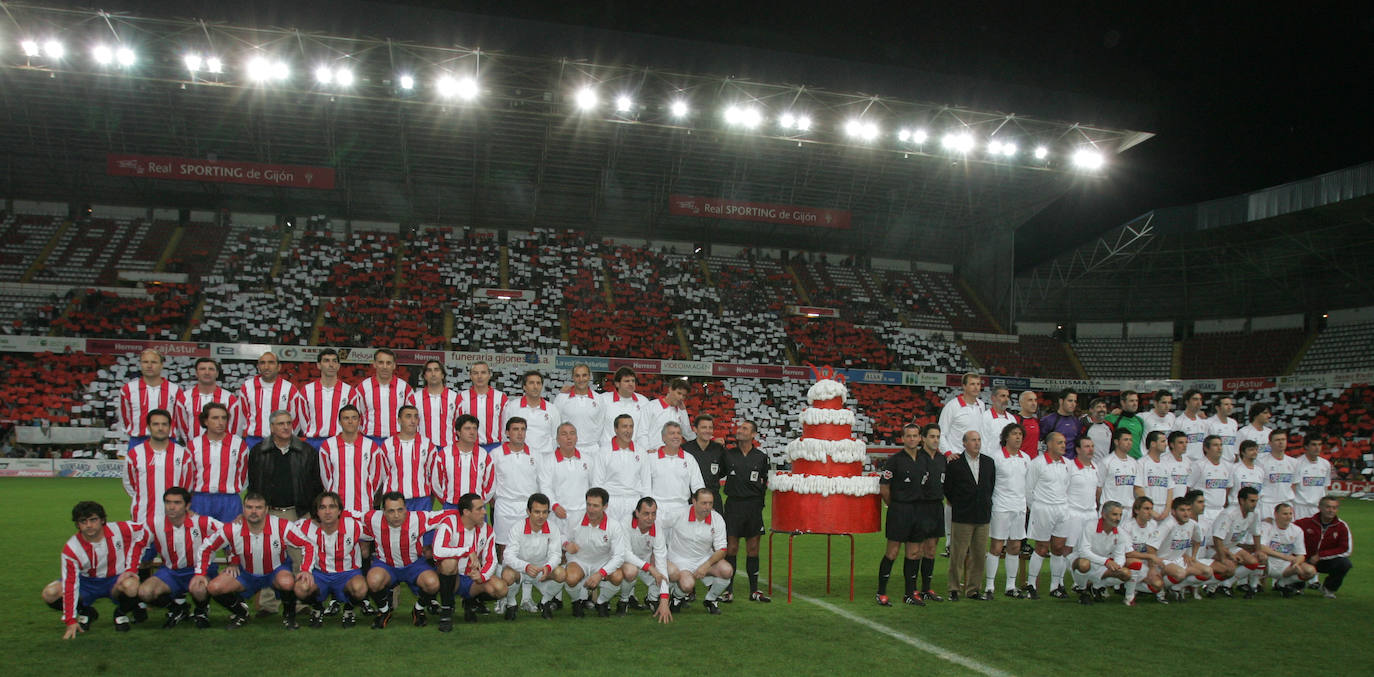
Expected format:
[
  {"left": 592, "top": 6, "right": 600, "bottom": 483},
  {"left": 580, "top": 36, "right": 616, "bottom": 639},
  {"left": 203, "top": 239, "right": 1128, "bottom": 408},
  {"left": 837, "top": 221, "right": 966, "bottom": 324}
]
[
  {"left": 1230, "top": 440, "right": 1266, "bottom": 507},
  {"left": 1105, "top": 390, "right": 1144, "bottom": 459},
  {"left": 619, "top": 496, "right": 673, "bottom": 620},
  {"left": 1189, "top": 435, "right": 1231, "bottom": 525},
  {"left": 598, "top": 367, "right": 645, "bottom": 448},
  {"left": 683, "top": 414, "right": 727, "bottom": 509},
  {"left": 1039, "top": 389, "right": 1081, "bottom": 459},
  {"left": 1166, "top": 430, "right": 1193, "bottom": 496},
  {"left": 938, "top": 373, "right": 985, "bottom": 457},
  {"left": 1210, "top": 486, "right": 1265, "bottom": 598},
  {"left": 876, "top": 423, "right": 946, "bottom": 607},
  {"left": 1099, "top": 426, "right": 1139, "bottom": 510},
  {"left": 638, "top": 378, "right": 695, "bottom": 453},
  {"left": 117, "top": 349, "right": 177, "bottom": 453},
  {"left": 594, "top": 413, "right": 648, "bottom": 525},
  {"left": 498, "top": 492, "right": 565, "bottom": 619},
  {"left": 186, "top": 402, "right": 250, "bottom": 523},
  {"left": 554, "top": 363, "right": 605, "bottom": 459},
  {"left": 1152, "top": 496, "right": 1212, "bottom": 600},
  {"left": 458, "top": 361, "right": 509, "bottom": 452},
  {"left": 1081, "top": 397, "right": 1113, "bottom": 461},
  {"left": 665, "top": 488, "right": 732, "bottom": 615},
  {"left": 502, "top": 370, "right": 561, "bottom": 457},
  {"left": 1123, "top": 496, "right": 1166, "bottom": 605},
  {"left": 43, "top": 502, "right": 147, "bottom": 637},
  {"left": 432, "top": 493, "right": 508, "bottom": 629},
  {"left": 1237, "top": 402, "right": 1274, "bottom": 456},
  {"left": 1139, "top": 390, "right": 1175, "bottom": 449},
  {"left": 1293, "top": 438, "right": 1333, "bottom": 520},
  {"left": 139, "top": 487, "right": 223, "bottom": 629},
  {"left": 357, "top": 491, "right": 448, "bottom": 629},
  {"left": 409, "top": 359, "right": 460, "bottom": 449},
  {"left": 318, "top": 404, "right": 385, "bottom": 517},
  {"left": 351, "top": 348, "right": 413, "bottom": 445},
  {"left": 1296, "top": 496, "right": 1353, "bottom": 599},
  {"left": 1135, "top": 430, "right": 1174, "bottom": 522},
  {"left": 721, "top": 419, "right": 771, "bottom": 603},
  {"left": 563, "top": 487, "right": 628, "bottom": 618},
  {"left": 192, "top": 491, "right": 304, "bottom": 628},
  {"left": 1258, "top": 430, "right": 1297, "bottom": 521},
  {"left": 175, "top": 357, "right": 239, "bottom": 442},
  {"left": 434, "top": 413, "right": 494, "bottom": 513},
  {"left": 380, "top": 404, "right": 437, "bottom": 512},
  {"left": 491, "top": 417, "right": 539, "bottom": 559},
  {"left": 287, "top": 491, "right": 369, "bottom": 628},
  {"left": 984, "top": 422, "right": 1030, "bottom": 598},
  {"left": 1172, "top": 389, "right": 1208, "bottom": 462},
  {"left": 299, "top": 348, "right": 353, "bottom": 450},
  {"left": 1206, "top": 395, "right": 1240, "bottom": 462},
  {"left": 124, "top": 408, "right": 193, "bottom": 525},
  {"left": 1025, "top": 431, "right": 1073, "bottom": 599}
]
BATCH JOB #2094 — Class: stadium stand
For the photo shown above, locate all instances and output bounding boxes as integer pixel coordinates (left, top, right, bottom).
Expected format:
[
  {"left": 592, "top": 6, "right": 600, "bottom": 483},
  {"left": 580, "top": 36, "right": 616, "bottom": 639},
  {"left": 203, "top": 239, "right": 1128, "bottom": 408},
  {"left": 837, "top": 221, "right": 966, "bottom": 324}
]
[
  {"left": 1296, "top": 322, "right": 1374, "bottom": 373},
  {"left": 1073, "top": 336, "right": 1174, "bottom": 379},
  {"left": 785, "top": 316, "right": 892, "bottom": 369},
  {"left": 0, "top": 213, "right": 61, "bottom": 280},
  {"left": 50, "top": 284, "right": 198, "bottom": 340},
  {"left": 676, "top": 308, "right": 790, "bottom": 364},
  {"left": 0, "top": 352, "right": 116, "bottom": 427},
  {"left": 1181, "top": 329, "right": 1306, "bottom": 378},
  {"left": 871, "top": 322, "right": 971, "bottom": 373},
  {"left": 961, "top": 335, "right": 1078, "bottom": 378}
]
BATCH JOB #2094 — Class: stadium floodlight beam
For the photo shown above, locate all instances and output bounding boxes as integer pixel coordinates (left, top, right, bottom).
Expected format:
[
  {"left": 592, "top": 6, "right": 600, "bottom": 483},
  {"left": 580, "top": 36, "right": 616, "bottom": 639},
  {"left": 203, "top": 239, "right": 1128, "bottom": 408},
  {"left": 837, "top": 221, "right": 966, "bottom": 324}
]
[
  {"left": 898, "top": 128, "right": 911, "bottom": 142},
  {"left": 911, "top": 129, "right": 928, "bottom": 144},
  {"left": 205, "top": 57, "right": 222, "bottom": 74},
  {"left": 184, "top": 53, "right": 203, "bottom": 72},
  {"left": 21, "top": 40, "right": 41, "bottom": 57},
  {"left": 1073, "top": 148, "right": 1105, "bottom": 170},
  {"left": 846, "top": 119, "right": 879, "bottom": 141},
  {"left": 453, "top": 77, "right": 478, "bottom": 100},
  {"left": 335, "top": 68, "right": 354, "bottom": 86},
  {"left": 116, "top": 47, "right": 135, "bottom": 67},
  {"left": 43, "top": 40, "right": 64, "bottom": 59},
  {"left": 92, "top": 45, "right": 113, "bottom": 65},
  {"left": 1000, "top": 142, "right": 1017, "bottom": 157},
  {"left": 615, "top": 95, "right": 633, "bottom": 113},
  {"left": 436, "top": 75, "right": 457, "bottom": 97},
  {"left": 780, "top": 113, "right": 795, "bottom": 129},
  {"left": 1034, "top": 145, "right": 1049, "bottom": 160},
  {"left": 942, "top": 131, "right": 975, "bottom": 153},
  {"left": 314, "top": 66, "right": 334, "bottom": 84},
  {"left": 795, "top": 115, "right": 811, "bottom": 131},
  {"left": 398, "top": 74, "right": 415, "bottom": 90},
  {"left": 575, "top": 87, "right": 598, "bottom": 111},
  {"left": 670, "top": 100, "right": 689, "bottom": 118},
  {"left": 739, "top": 107, "right": 762, "bottom": 128}
]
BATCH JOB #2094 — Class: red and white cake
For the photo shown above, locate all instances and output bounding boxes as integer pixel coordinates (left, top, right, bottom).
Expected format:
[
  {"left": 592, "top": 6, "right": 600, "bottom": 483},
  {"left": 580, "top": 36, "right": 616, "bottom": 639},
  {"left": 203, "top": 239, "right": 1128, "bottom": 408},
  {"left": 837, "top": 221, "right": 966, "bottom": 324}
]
[{"left": 770, "top": 372, "right": 881, "bottom": 534}]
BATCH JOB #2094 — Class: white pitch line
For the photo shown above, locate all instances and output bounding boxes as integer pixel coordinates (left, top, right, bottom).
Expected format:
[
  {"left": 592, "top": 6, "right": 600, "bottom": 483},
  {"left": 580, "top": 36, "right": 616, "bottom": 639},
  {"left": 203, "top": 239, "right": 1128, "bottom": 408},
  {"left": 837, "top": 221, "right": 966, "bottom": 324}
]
[{"left": 788, "top": 591, "right": 1012, "bottom": 677}]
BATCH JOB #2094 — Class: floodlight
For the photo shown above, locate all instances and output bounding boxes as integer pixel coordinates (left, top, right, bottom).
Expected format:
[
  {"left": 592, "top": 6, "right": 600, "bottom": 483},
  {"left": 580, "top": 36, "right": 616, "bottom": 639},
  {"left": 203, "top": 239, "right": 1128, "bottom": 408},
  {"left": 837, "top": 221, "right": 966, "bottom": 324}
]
[
  {"left": 911, "top": 129, "right": 928, "bottom": 144},
  {"left": 1000, "top": 142, "right": 1017, "bottom": 157},
  {"left": 942, "top": 131, "right": 974, "bottom": 153},
  {"left": 898, "top": 129, "right": 911, "bottom": 142},
  {"left": 205, "top": 57, "right": 222, "bottom": 74},
  {"left": 575, "top": 87, "right": 598, "bottom": 110},
  {"left": 271, "top": 61, "right": 289, "bottom": 81},
  {"left": 795, "top": 116, "right": 811, "bottom": 131},
  {"left": 1034, "top": 146, "right": 1049, "bottom": 160},
  {"left": 436, "top": 75, "right": 457, "bottom": 97},
  {"left": 315, "top": 66, "right": 334, "bottom": 84},
  {"left": 986, "top": 140, "right": 1002, "bottom": 155},
  {"left": 1073, "top": 149, "right": 1104, "bottom": 169},
  {"left": 780, "top": 113, "right": 796, "bottom": 129},
  {"left": 21, "top": 40, "right": 40, "bottom": 57},
  {"left": 740, "top": 107, "right": 762, "bottom": 128},
  {"left": 846, "top": 119, "right": 878, "bottom": 141},
  {"left": 246, "top": 57, "right": 273, "bottom": 82},
  {"left": 454, "top": 77, "right": 478, "bottom": 100},
  {"left": 184, "top": 53, "right": 203, "bottom": 72},
  {"left": 398, "top": 75, "right": 415, "bottom": 90},
  {"left": 615, "top": 95, "right": 633, "bottom": 113},
  {"left": 116, "top": 47, "right": 135, "bottom": 67},
  {"left": 43, "top": 40, "right": 64, "bottom": 59},
  {"left": 670, "top": 100, "right": 689, "bottom": 118},
  {"left": 335, "top": 68, "right": 354, "bottom": 86},
  {"left": 724, "top": 106, "right": 742, "bottom": 125},
  {"left": 92, "top": 45, "right": 113, "bottom": 65}
]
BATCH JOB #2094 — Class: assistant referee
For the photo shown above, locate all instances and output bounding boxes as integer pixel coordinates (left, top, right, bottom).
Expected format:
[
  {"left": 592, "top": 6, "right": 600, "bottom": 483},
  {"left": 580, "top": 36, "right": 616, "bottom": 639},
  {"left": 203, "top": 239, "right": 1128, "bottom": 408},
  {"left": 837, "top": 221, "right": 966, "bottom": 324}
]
[
  {"left": 877, "top": 422, "right": 947, "bottom": 607},
  {"left": 721, "top": 420, "right": 772, "bottom": 603}
]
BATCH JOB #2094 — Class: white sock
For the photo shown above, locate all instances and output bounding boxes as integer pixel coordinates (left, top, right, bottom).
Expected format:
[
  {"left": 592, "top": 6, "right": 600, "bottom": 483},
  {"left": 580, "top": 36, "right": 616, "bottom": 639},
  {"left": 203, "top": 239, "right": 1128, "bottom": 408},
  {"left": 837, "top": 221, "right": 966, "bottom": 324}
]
[
  {"left": 670, "top": 581, "right": 686, "bottom": 599},
  {"left": 705, "top": 576, "right": 730, "bottom": 601},
  {"left": 1070, "top": 568, "right": 1087, "bottom": 590},
  {"left": 1124, "top": 580, "right": 1137, "bottom": 602},
  {"left": 1005, "top": 555, "right": 1021, "bottom": 591},
  {"left": 1027, "top": 553, "right": 1045, "bottom": 589},
  {"left": 984, "top": 554, "right": 1000, "bottom": 591},
  {"left": 536, "top": 579, "right": 561, "bottom": 602},
  {"left": 1049, "top": 556, "right": 1067, "bottom": 590},
  {"left": 504, "top": 583, "right": 518, "bottom": 605},
  {"left": 620, "top": 579, "right": 636, "bottom": 602},
  {"left": 597, "top": 581, "right": 618, "bottom": 604}
]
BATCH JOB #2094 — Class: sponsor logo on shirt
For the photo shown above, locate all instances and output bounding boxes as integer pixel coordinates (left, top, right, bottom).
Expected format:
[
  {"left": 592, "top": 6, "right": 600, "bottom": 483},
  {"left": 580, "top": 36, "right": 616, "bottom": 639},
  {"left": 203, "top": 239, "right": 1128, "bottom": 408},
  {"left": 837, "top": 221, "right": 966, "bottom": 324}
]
[
  {"left": 1241, "top": 481, "right": 1262, "bottom": 490},
  {"left": 1204, "top": 479, "right": 1229, "bottom": 489},
  {"left": 1114, "top": 475, "right": 1135, "bottom": 486},
  {"left": 1187, "top": 433, "right": 1205, "bottom": 442},
  {"left": 1222, "top": 436, "right": 1236, "bottom": 445},
  {"left": 1268, "top": 540, "right": 1293, "bottom": 554},
  {"left": 1267, "top": 473, "right": 1295, "bottom": 483},
  {"left": 1171, "top": 538, "right": 1192, "bottom": 551},
  {"left": 1302, "top": 476, "right": 1327, "bottom": 486},
  {"left": 1148, "top": 476, "right": 1169, "bottom": 487}
]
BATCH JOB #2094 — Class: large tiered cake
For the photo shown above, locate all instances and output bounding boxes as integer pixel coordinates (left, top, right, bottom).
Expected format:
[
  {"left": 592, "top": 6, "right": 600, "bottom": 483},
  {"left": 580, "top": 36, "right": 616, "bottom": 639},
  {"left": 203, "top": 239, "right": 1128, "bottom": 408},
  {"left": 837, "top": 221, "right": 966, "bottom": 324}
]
[{"left": 770, "top": 371, "right": 882, "bottom": 534}]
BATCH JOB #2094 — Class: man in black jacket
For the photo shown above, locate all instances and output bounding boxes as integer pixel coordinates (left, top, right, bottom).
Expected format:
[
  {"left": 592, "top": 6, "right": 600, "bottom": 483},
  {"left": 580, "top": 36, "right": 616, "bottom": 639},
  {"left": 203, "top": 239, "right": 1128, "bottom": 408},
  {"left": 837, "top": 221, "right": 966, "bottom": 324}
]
[
  {"left": 246, "top": 409, "right": 323, "bottom": 615},
  {"left": 944, "top": 430, "right": 996, "bottom": 601}
]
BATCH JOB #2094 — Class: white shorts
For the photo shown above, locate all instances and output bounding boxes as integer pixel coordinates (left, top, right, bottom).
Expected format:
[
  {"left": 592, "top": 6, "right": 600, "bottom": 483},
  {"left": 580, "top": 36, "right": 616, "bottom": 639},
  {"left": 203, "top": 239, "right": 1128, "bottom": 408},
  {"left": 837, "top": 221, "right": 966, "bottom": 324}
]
[
  {"left": 1257, "top": 499, "right": 1285, "bottom": 522},
  {"left": 989, "top": 510, "right": 1027, "bottom": 541},
  {"left": 1027, "top": 503, "right": 1069, "bottom": 542},
  {"left": 1267, "top": 559, "right": 1297, "bottom": 579},
  {"left": 555, "top": 509, "right": 586, "bottom": 539},
  {"left": 606, "top": 495, "right": 640, "bottom": 526},
  {"left": 1292, "top": 503, "right": 1318, "bottom": 521},
  {"left": 668, "top": 555, "right": 710, "bottom": 574},
  {"left": 655, "top": 500, "right": 689, "bottom": 524},
  {"left": 1061, "top": 510, "right": 1098, "bottom": 547},
  {"left": 493, "top": 504, "right": 526, "bottom": 546}
]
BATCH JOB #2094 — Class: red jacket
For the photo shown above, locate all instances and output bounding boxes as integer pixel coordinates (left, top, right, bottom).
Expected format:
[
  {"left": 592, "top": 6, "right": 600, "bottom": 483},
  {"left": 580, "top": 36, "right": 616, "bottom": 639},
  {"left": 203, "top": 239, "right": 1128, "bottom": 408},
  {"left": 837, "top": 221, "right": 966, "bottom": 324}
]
[{"left": 1294, "top": 515, "right": 1352, "bottom": 560}]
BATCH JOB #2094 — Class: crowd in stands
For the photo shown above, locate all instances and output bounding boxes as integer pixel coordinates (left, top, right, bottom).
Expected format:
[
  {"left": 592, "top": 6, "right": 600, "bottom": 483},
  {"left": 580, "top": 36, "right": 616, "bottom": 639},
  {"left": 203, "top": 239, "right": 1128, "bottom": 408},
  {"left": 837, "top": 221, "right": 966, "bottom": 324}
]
[{"left": 49, "top": 284, "right": 198, "bottom": 340}]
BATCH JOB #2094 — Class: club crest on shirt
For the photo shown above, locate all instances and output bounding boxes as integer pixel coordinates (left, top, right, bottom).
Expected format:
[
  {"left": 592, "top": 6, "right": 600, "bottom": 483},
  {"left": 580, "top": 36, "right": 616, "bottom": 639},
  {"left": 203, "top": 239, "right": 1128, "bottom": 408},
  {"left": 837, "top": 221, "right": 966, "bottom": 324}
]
[
  {"left": 271, "top": 538, "right": 280, "bottom": 550},
  {"left": 881, "top": 470, "right": 892, "bottom": 479}
]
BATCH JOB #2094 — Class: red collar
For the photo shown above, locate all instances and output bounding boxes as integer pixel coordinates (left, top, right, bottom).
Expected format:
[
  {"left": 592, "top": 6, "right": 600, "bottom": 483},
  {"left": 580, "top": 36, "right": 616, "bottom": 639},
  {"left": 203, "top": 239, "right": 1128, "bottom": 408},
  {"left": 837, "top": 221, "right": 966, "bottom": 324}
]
[
  {"left": 1096, "top": 519, "right": 1118, "bottom": 534},
  {"left": 612, "top": 438, "right": 635, "bottom": 452},
  {"left": 580, "top": 513, "right": 608, "bottom": 530},
  {"left": 555, "top": 448, "right": 581, "bottom": 462},
  {"left": 687, "top": 509, "right": 712, "bottom": 524},
  {"left": 657, "top": 447, "right": 683, "bottom": 459},
  {"left": 1074, "top": 459, "right": 1094, "bottom": 470},
  {"left": 657, "top": 397, "right": 680, "bottom": 410},
  {"left": 957, "top": 395, "right": 969, "bottom": 407},
  {"left": 502, "top": 443, "right": 528, "bottom": 455},
  {"left": 523, "top": 518, "right": 551, "bottom": 534},
  {"left": 1044, "top": 454, "right": 1064, "bottom": 464},
  {"left": 630, "top": 518, "right": 656, "bottom": 536},
  {"left": 454, "top": 442, "right": 479, "bottom": 455},
  {"left": 568, "top": 389, "right": 595, "bottom": 399},
  {"left": 612, "top": 391, "right": 639, "bottom": 403},
  {"left": 1002, "top": 447, "right": 1017, "bottom": 459},
  {"left": 520, "top": 396, "right": 547, "bottom": 410},
  {"left": 990, "top": 409, "right": 1008, "bottom": 419}
]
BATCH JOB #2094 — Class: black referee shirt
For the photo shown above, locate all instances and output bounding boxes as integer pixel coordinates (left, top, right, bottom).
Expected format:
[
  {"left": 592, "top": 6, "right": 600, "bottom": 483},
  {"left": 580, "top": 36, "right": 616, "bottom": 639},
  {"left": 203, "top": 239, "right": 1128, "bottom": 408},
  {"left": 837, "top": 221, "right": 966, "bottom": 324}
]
[
  {"left": 684, "top": 438, "right": 727, "bottom": 501},
  {"left": 880, "top": 448, "right": 946, "bottom": 503},
  {"left": 722, "top": 445, "right": 770, "bottom": 500}
]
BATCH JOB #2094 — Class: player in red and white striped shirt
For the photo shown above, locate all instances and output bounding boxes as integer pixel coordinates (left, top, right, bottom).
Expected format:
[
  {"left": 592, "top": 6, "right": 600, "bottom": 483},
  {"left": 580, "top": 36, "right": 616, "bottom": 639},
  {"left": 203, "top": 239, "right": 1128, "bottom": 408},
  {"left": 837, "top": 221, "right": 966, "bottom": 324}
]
[
  {"left": 123, "top": 409, "right": 194, "bottom": 526},
  {"left": 318, "top": 404, "right": 387, "bottom": 515},
  {"left": 298, "top": 348, "right": 355, "bottom": 449},
  {"left": 351, "top": 348, "right": 413, "bottom": 443},
  {"left": 355, "top": 492, "right": 452, "bottom": 629},
  {"left": 432, "top": 414, "right": 495, "bottom": 511},
  {"left": 286, "top": 491, "right": 369, "bottom": 628},
  {"left": 117, "top": 349, "right": 179, "bottom": 454},
  {"left": 192, "top": 491, "right": 307, "bottom": 629},
  {"left": 410, "top": 359, "right": 461, "bottom": 449},
  {"left": 380, "top": 405, "right": 437, "bottom": 511},
  {"left": 431, "top": 493, "right": 508, "bottom": 630},
  {"left": 186, "top": 402, "right": 250, "bottom": 522},
  {"left": 236, "top": 351, "right": 301, "bottom": 448},
  {"left": 458, "top": 361, "right": 509, "bottom": 451},
  {"left": 137, "top": 487, "right": 224, "bottom": 629},
  {"left": 174, "top": 358, "right": 240, "bottom": 442},
  {"left": 43, "top": 502, "right": 148, "bottom": 638}
]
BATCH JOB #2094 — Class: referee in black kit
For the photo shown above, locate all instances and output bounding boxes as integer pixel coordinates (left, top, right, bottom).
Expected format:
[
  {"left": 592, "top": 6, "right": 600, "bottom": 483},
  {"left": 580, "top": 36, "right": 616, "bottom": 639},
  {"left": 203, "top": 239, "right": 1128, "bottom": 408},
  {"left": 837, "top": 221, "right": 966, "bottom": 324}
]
[
  {"left": 876, "top": 422, "right": 947, "bottom": 607},
  {"left": 720, "top": 420, "right": 772, "bottom": 603}
]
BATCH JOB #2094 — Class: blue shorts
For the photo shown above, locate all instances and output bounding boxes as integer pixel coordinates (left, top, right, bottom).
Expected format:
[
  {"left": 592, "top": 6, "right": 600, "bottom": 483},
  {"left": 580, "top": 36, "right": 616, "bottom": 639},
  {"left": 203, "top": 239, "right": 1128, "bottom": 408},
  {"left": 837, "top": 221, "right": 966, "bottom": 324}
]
[
  {"left": 243, "top": 436, "right": 265, "bottom": 450},
  {"left": 191, "top": 493, "right": 243, "bottom": 523},
  {"left": 456, "top": 574, "right": 475, "bottom": 599},
  {"left": 154, "top": 565, "right": 216, "bottom": 597},
  {"left": 366, "top": 435, "right": 388, "bottom": 447},
  {"left": 313, "top": 569, "right": 363, "bottom": 602},
  {"left": 374, "top": 560, "right": 434, "bottom": 595},
  {"left": 126, "top": 436, "right": 149, "bottom": 452},
  {"left": 304, "top": 437, "right": 327, "bottom": 450},
  {"left": 235, "top": 562, "right": 293, "bottom": 599},
  {"left": 405, "top": 497, "right": 433, "bottom": 512},
  {"left": 480, "top": 442, "right": 501, "bottom": 454},
  {"left": 78, "top": 575, "right": 119, "bottom": 606}
]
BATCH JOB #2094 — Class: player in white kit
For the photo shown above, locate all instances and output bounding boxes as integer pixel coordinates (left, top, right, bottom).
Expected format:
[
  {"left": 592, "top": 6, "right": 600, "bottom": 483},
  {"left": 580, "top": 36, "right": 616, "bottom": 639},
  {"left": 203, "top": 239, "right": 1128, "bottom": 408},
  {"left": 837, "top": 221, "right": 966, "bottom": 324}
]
[
  {"left": 1122, "top": 496, "right": 1166, "bottom": 605},
  {"left": 553, "top": 363, "right": 606, "bottom": 460},
  {"left": 1068, "top": 501, "right": 1131, "bottom": 605},
  {"left": 618, "top": 496, "right": 674, "bottom": 622},
  {"left": 1151, "top": 496, "right": 1213, "bottom": 601},
  {"left": 1188, "top": 435, "right": 1232, "bottom": 520},
  {"left": 1257, "top": 430, "right": 1297, "bottom": 521},
  {"left": 1292, "top": 437, "right": 1332, "bottom": 520},
  {"left": 498, "top": 492, "right": 565, "bottom": 620},
  {"left": 984, "top": 423, "right": 1031, "bottom": 598},
  {"left": 1098, "top": 427, "right": 1140, "bottom": 511},
  {"left": 1229, "top": 440, "right": 1265, "bottom": 506},
  {"left": 1206, "top": 395, "right": 1240, "bottom": 462},
  {"left": 1134, "top": 431, "right": 1174, "bottom": 522},
  {"left": 562, "top": 488, "right": 628, "bottom": 618},
  {"left": 537, "top": 423, "right": 593, "bottom": 534},
  {"left": 665, "top": 488, "right": 732, "bottom": 615},
  {"left": 1209, "top": 486, "right": 1265, "bottom": 599},
  {"left": 1259, "top": 503, "right": 1316, "bottom": 596},
  {"left": 1171, "top": 389, "right": 1209, "bottom": 462},
  {"left": 594, "top": 414, "right": 650, "bottom": 525}
]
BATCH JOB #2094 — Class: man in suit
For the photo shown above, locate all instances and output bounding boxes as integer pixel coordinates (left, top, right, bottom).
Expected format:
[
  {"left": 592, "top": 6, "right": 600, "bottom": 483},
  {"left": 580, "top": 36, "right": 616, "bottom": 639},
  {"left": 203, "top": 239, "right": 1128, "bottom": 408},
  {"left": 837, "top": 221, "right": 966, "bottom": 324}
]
[{"left": 944, "top": 430, "right": 996, "bottom": 601}]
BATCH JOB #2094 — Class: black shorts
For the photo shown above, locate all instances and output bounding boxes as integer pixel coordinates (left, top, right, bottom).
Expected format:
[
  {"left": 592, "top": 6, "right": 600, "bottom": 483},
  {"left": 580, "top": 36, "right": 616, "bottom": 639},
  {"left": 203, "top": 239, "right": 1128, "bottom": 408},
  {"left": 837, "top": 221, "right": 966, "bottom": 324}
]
[
  {"left": 886, "top": 501, "right": 944, "bottom": 543},
  {"left": 725, "top": 498, "right": 765, "bottom": 538}
]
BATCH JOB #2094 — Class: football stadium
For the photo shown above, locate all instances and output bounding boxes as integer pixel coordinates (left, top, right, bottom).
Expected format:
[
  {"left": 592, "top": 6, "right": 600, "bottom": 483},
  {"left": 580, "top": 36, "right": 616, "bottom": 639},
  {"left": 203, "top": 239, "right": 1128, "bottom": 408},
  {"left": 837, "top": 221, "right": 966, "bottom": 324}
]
[{"left": 1, "top": 2, "right": 1371, "bottom": 675}]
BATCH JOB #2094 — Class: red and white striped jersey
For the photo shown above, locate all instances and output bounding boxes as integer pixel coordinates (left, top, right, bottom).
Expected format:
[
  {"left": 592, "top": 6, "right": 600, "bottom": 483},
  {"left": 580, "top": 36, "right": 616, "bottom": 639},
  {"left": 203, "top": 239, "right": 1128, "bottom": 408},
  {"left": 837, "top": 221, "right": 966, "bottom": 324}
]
[
  {"left": 298, "top": 380, "right": 356, "bottom": 438},
  {"left": 380, "top": 434, "right": 437, "bottom": 499},
  {"left": 147, "top": 512, "right": 224, "bottom": 570},
  {"left": 431, "top": 444, "right": 495, "bottom": 504},
  {"left": 458, "top": 387, "right": 509, "bottom": 446},
  {"left": 174, "top": 385, "right": 240, "bottom": 441},
  {"left": 289, "top": 516, "right": 364, "bottom": 573},
  {"left": 195, "top": 515, "right": 297, "bottom": 576},
  {"left": 59, "top": 521, "right": 148, "bottom": 625},
  {"left": 318, "top": 435, "right": 387, "bottom": 513},
  {"left": 123, "top": 442, "right": 194, "bottom": 523},
  {"left": 431, "top": 516, "right": 497, "bottom": 580},
  {"left": 185, "top": 434, "right": 250, "bottom": 494},
  {"left": 118, "top": 378, "right": 179, "bottom": 439},
  {"left": 409, "top": 387, "right": 461, "bottom": 448},
  {"left": 351, "top": 377, "right": 414, "bottom": 439},
  {"left": 354, "top": 509, "right": 452, "bottom": 567},
  {"left": 236, "top": 376, "right": 301, "bottom": 438}
]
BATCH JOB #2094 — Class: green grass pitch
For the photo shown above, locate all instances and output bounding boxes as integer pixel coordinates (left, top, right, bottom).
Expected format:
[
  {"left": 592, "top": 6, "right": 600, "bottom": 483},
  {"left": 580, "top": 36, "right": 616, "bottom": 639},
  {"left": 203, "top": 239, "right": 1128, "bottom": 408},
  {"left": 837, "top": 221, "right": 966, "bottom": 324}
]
[{"left": 4, "top": 478, "right": 1371, "bottom": 676}]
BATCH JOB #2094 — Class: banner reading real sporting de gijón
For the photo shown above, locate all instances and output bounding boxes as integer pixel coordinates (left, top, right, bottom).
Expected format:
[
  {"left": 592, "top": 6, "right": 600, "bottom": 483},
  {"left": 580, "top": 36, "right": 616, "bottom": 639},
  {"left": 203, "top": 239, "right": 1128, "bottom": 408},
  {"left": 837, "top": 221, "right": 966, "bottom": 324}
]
[
  {"left": 107, "top": 154, "right": 336, "bottom": 190},
  {"left": 669, "top": 195, "right": 851, "bottom": 229}
]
